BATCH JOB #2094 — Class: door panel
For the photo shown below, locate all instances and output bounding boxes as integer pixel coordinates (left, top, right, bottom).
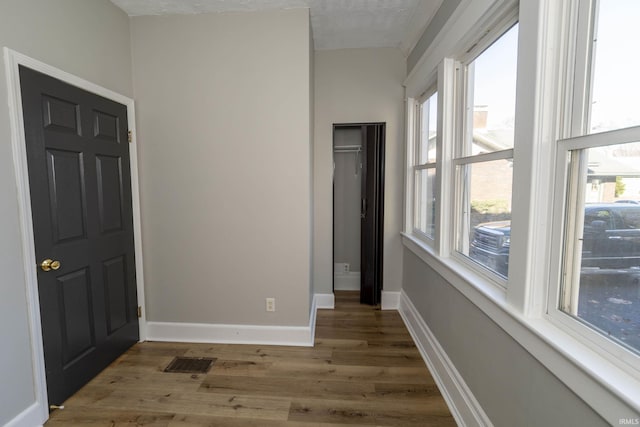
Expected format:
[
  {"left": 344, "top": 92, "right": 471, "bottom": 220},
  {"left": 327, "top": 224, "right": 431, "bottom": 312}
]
[
  {"left": 96, "top": 155, "right": 124, "bottom": 233},
  {"left": 46, "top": 149, "right": 87, "bottom": 242},
  {"left": 42, "top": 95, "right": 80, "bottom": 134},
  {"left": 93, "top": 110, "right": 121, "bottom": 142},
  {"left": 360, "top": 124, "right": 385, "bottom": 306},
  {"left": 103, "top": 255, "right": 129, "bottom": 334},
  {"left": 20, "top": 65, "right": 138, "bottom": 406},
  {"left": 58, "top": 268, "right": 95, "bottom": 365}
]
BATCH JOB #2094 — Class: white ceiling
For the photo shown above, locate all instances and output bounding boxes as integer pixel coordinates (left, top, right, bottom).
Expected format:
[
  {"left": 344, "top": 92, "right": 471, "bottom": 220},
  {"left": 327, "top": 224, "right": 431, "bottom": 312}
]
[{"left": 110, "top": 0, "right": 443, "bottom": 52}]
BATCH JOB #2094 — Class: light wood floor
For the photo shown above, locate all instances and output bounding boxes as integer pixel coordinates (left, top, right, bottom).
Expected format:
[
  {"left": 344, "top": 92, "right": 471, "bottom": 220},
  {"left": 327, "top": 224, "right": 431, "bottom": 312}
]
[{"left": 46, "top": 291, "right": 456, "bottom": 426}]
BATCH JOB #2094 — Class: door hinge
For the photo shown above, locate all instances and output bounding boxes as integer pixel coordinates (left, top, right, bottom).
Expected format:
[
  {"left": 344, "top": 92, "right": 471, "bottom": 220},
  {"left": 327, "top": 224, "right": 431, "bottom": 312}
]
[
  {"left": 128, "top": 130, "right": 133, "bottom": 143},
  {"left": 137, "top": 306, "right": 142, "bottom": 318}
]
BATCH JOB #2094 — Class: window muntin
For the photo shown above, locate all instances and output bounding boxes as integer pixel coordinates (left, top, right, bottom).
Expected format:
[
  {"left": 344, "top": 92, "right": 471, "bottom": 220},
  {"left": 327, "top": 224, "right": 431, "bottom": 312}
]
[
  {"left": 413, "top": 91, "right": 438, "bottom": 240},
  {"left": 588, "top": 1, "right": 640, "bottom": 134},
  {"left": 559, "top": 138, "right": 640, "bottom": 356},
  {"left": 454, "top": 23, "right": 518, "bottom": 281}
]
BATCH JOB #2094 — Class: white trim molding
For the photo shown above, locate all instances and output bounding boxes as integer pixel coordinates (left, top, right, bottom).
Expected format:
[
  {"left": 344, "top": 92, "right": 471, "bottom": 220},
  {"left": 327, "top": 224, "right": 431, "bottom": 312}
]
[
  {"left": 147, "top": 294, "right": 332, "bottom": 347},
  {"left": 334, "top": 272, "right": 360, "bottom": 291},
  {"left": 3, "top": 402, "right": 43, "bottom": 427},
  {"left": 315, "top": 293, "right": 335, "bottom": 309},
  {"left": 3, "top": 48, "right": 147, "bottom": 425},
  {"left": 399, "top": 290, "right": 493, "bottom": 427},
  {"left": 147, "top": 321, "right": 315, "bottom": 347},
  {"left": 381, "top": 291, "right": 401, "bottom": 310}
]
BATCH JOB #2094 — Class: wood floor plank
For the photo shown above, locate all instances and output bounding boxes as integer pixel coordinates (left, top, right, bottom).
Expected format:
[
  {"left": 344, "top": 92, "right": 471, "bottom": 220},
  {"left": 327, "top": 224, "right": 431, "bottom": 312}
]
[
  {"left": 169, "top": 413, "right": 376, "bottom": 426},
  {"left": 206, "top": 359, "right": 274, "bottom": 377},
  {"left": 289, "top": 398, "right": 456, "bottom": 426},
  {"left": 313, "top": 338, "right": 369, "bottom": 349},
  {"left": 373, "top": 382, "right": 443, "bottom": 400},
  {"left": 44, "top": 408, "right": 174, "bottom": 427},
  {"left": 90, "top": 369, "right": 207, "bottom": 392},
  {"left": 313, "top": 329, "right": 413, "bottom": 342},
  {"left": 199, "top": 375, "right": 375, "bottom": 400},
  {"left": 125, "top": 342, "right": 192, "bottom": 356},
  {"left": 68, "top": 387, "right": 292, "bottom": 421},
  {"left": 183, "top": 344, "right": 333, "bottom": 362},
  {"left": 264, "top": 361, "right": 434, "bottom": 384},
  {"left": 316, "top": 315, "right": 405, "bottom": 326},
  {"left": 46, "top": 291, "right": 455, "bottom": 426},
  {"left": 111, "top": 353, "right": 178, "bottom": 372},
  {"left": 330, "top": 349, "right": 425, "bottom": 367}
]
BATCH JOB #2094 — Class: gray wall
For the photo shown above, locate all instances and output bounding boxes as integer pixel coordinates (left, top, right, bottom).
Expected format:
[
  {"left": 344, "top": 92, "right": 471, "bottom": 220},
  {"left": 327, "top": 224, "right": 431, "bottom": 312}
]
[
  {"left": 309, "top": 19, "right": 315, "bottom": 308},
  {"left": 333, "top": 128, "right": 362, "bottom": 272},
  {"left": 131, "top": 9, "right": 312, "bottom": 326},
  {"left": 0, "top": 1, "right": 133, "bottom": 424},
  {"left": 314, "top": 48, "right": 406, "bottom": 295},
  {"left": 403, "top": 249, "right": 608, "bottom": 427}
]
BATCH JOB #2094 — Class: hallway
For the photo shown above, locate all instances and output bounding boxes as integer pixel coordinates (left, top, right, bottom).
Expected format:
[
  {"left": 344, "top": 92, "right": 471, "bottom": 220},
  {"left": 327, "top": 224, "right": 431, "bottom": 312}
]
[{"left": 46, "top": 291, "right": 455, "bottom": 426}]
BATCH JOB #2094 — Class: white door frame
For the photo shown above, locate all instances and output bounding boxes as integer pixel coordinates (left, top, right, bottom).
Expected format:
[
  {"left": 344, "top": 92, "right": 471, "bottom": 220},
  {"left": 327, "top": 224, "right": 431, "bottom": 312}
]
[{"left": 3, "top": 48, "right": 147, "bottom": 422}]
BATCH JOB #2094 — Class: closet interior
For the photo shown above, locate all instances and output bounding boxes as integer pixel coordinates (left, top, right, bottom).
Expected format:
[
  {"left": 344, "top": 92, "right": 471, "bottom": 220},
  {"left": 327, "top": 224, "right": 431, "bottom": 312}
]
[{"left": 333, "top": 126, "right": 362, "bottom": 291}]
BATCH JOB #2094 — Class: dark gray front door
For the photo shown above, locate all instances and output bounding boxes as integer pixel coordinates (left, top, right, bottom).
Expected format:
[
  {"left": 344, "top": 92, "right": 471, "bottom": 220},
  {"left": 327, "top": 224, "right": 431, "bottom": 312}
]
[{"left": 20, "top": 66, "right": 139, "bottom": 406}]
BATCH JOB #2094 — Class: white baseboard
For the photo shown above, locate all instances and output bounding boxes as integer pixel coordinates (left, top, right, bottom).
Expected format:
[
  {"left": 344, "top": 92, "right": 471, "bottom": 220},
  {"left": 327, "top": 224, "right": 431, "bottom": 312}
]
[
  {"left": 334, "top": 272, "right": 360, "bottom": 290},
  {"left": 399, "top": 291, "right": 493, "bottom": 427},
  {"left": 315, "top": 293, "right": 335, "bottom": 309},
  {"left": 381, "top": 291, "right": 400, "bottom": 310},
  {"left": 4, "top": 402, "right": 45, "bottom": 427},
  {"left": 147, "top": 321, "right": 314, "bottom": 347},
  {"left": 146, "top": 294, "right": 337, "bottom": 347}
]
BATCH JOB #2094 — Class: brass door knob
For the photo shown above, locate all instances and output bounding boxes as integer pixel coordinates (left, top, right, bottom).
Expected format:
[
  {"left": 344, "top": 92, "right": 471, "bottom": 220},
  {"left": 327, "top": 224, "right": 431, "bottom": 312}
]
[{"left": 41, "top": 259, "right": 61, "bottom": 272}]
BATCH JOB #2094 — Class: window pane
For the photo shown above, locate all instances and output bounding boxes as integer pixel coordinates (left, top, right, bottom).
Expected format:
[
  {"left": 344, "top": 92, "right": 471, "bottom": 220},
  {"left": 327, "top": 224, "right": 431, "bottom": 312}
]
[
  {"left": 414, "top": 169, "right": 436, "bottom": 238},
  {"left": 562, "top": 141, "right": 640, "bottom": 353},
  {"left": 458, "top": 159, "right": 513, "bottom": 278},
  {"left": 468, "top": 24, "right": 519, "bottom": 153},
  {"left": 589, "top": 1, "right": 640, "bottom": 133},
  {"left": 419, "top": 92, "right": 438, "bottom": 164}
]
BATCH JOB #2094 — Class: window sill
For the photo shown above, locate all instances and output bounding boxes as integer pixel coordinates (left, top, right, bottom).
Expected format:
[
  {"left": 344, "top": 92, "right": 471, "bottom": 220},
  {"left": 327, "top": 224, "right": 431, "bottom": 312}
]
[
  {"left": 401, "top": 232, "right": 508, "bottom": 308},
  {"left": 401, "top": 232, "right": 640, "bottom": 423}
]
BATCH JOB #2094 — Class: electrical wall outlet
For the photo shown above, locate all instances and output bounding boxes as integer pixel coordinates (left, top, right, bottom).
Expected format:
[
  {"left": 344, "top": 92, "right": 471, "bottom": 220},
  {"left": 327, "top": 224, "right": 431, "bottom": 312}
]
[{"left": 266, "top": 297, "right": 275, "bottom": 312}]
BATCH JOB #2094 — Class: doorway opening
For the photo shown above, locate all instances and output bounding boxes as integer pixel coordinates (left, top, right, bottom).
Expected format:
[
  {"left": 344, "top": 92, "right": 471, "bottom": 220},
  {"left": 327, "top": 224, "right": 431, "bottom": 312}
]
[{"left": 332, "top": 123, "right": 385, "bottom": 305}]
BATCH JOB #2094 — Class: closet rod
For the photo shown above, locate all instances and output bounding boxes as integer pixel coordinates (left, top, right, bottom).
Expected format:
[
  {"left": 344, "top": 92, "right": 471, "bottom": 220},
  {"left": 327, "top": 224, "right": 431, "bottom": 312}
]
[{"left": 334, "top": 144, "right": 362, "bottom": 152}]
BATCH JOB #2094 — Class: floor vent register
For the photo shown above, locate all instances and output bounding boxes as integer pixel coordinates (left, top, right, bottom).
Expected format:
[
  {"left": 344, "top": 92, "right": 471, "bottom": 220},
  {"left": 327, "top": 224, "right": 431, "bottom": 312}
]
[{"left": 163, "top": 356, "right": 216, "bottom": 374}]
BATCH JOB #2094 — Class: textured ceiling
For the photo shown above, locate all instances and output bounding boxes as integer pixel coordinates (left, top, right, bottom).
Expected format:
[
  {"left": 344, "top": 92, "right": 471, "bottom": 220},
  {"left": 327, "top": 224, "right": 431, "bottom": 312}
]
[{"left": 110, "top": 0, "right": 442, "bottom": 51}]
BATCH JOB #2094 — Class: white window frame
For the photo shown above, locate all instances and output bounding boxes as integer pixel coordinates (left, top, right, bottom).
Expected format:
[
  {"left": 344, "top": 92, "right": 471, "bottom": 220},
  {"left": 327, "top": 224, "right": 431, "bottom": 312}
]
[
  {"left": 406, "top": 62, "right": 454, "bottom": 254},
  {"left": 406, "top": 81, "right": 438, "bottom": 247},
  {"left": 449, "top": 14, "right": 519, "bottom": 288},
  {"left": 402, "top": 0, "right": 640, "bottom": 419},
  {"left": 547, "top": 126, "right": 640, "bottom": 376},
  {"left": 412, "top": 87, "right": 438, "bottom": 244},
  {"left": 545, "top": 0, "right": 640, "bottom": 377}
]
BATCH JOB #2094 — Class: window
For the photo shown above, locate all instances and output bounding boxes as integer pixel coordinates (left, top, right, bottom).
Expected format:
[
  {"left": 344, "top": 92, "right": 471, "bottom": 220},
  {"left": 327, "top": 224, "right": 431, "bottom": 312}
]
[
  {"left": 454, "top": 23, "right": 519, "bottom": 281},
  {"left": 556, "top": 133, "right": 640, "bottom": 358},
  {"left": 402, "top": 0, "right": 640, "bottom": 416},
  {"left": 551, "top": 0, "right": 640, "bottom": 361},
  {"left": 412, "top": 91, "right": 438, "bottom": 241}
]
